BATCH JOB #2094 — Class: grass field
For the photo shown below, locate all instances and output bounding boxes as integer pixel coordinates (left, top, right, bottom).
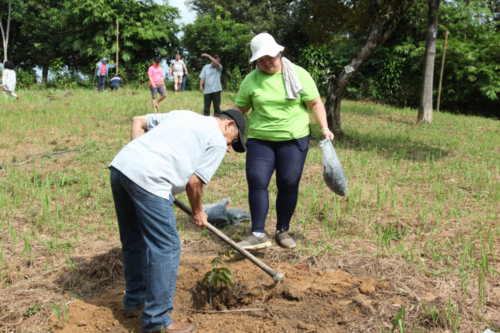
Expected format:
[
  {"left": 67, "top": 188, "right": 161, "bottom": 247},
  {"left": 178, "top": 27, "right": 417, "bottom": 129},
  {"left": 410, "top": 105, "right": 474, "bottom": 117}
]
[{"left": 1, "top": 88, "right": 499, "bottom": 332}]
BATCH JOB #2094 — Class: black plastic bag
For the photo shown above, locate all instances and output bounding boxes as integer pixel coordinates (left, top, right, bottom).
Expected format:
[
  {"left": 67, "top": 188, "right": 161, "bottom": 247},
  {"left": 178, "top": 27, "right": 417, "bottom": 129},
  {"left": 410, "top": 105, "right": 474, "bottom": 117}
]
[
  {"left": 203, "top": 198, "right": 252, "bottom": 228},
  {"left": 203, "top": 198, "right": 231, "bottom": 227},
  {"left": 320, "top": 138, "right": 347, "bottom": 196},
  {"left": 227, "top": 209, "right": 252, "bottom": 225}
]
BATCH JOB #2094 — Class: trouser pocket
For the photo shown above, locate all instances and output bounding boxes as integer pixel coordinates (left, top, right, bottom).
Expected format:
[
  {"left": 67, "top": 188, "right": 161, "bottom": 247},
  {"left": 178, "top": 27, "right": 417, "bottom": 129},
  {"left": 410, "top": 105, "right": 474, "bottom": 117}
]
[{"left": 292, "top": 135, "right": 310, "bottom": 152}]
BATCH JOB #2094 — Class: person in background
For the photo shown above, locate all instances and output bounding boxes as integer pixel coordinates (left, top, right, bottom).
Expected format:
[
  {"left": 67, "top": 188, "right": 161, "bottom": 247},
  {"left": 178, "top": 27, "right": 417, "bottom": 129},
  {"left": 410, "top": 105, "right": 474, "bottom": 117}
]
[
  {"left": 169, "top": 54, "right": 187, "bottom": 95},
  {"left": 148, "top": 56, "right": 166, "bottom": 112},
  {"left": 199, "top": 53, "right": 222, "bottom": 116},
  {"left": 95, "top": 57, "right": 116, "bottom": 92},
  {"left": 232, "top": 33, "right": 334, "bottom": 250},
  {"left": 2, "top": 61, "right": 19, "bottom": 100},
  {"left": 181, "top": 57, "right": 188, "bottom": 92},
  {"left": 110, "top": 74, "right": 123, "bottom": 91}
]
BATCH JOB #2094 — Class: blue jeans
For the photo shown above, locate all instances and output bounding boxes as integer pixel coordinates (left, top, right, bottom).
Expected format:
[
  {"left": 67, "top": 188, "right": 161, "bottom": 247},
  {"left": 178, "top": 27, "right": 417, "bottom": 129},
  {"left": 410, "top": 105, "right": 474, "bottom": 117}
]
[
  {"left": 245, "top": 136, "right": 309, "bottom": 233},
  {"left": 110, "top": 167, "right": 180, "bottom": 332},
  {"left": 97, "top": 75, "right": 106, "bottom": 92},
  {"left": 181, "top": 75, "right": 187, "bottom": 92}
]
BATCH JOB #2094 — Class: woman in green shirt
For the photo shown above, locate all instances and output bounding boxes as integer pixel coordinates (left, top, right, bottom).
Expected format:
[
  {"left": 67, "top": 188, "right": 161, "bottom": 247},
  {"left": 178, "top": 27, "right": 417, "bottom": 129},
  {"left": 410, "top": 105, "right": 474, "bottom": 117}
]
[{"left": 233, "top": 33, "right": 334, "bottom": 250}]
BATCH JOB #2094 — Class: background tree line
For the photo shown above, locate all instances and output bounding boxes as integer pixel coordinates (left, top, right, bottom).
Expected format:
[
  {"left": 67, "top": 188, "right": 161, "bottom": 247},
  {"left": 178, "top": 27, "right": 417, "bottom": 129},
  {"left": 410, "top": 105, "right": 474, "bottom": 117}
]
[{"left": 1, "top": 0, "right": 499, "bottom": 121}]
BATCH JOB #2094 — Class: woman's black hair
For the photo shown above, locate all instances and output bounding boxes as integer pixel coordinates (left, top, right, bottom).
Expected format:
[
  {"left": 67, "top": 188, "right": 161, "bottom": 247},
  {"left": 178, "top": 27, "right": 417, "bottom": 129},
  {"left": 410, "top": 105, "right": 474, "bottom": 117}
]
[
  {"left": 3, "top": 61, "right": 14, "bottom": 70},
  {"left": 251, "top": 51, "right": 282, "bottom": 69}
]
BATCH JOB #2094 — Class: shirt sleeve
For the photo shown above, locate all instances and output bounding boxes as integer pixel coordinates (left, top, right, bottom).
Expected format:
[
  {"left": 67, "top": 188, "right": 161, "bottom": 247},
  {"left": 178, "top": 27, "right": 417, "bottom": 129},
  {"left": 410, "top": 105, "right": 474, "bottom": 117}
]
[
  {"left": 194, "top": 146, "right": 227, "bottom": 184},
  {"left": 146, "top": 113, "right": 171, "bottom": 131},
  {"left": 147, "top": 66, "right": 153, "bottom": 77},
  {"left": 199, "top": 66, "right": 206, "bottom": 79},
  {"left": 217, "top": 63, "right": 223, "bottom": 72},
  {"left": 234, "top": 75, "right": 252, "bottom": 108},
  {"left": 297, "top": 66, "right": 320, "bottom": 102}
]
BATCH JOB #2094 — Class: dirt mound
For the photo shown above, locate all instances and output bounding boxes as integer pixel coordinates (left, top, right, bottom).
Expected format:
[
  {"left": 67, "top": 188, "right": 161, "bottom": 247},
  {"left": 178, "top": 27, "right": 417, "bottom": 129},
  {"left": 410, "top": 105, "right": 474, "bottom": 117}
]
[{"left": 50, "top": 256, "right": 387, "bottom": 333}]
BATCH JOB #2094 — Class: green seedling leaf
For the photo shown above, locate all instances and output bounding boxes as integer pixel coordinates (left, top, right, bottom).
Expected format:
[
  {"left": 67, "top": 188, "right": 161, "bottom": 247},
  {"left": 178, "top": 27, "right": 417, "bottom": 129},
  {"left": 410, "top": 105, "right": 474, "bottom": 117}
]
[{"left": 391, "top": 306, "right": 405, "bottom": 333}]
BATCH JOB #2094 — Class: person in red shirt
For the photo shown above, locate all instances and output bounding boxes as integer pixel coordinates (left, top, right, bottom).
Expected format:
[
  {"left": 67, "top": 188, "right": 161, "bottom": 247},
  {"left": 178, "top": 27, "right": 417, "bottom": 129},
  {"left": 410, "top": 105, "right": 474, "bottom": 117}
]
[{"left": 148, "top": 57, "right": 166, "bottom": 112}]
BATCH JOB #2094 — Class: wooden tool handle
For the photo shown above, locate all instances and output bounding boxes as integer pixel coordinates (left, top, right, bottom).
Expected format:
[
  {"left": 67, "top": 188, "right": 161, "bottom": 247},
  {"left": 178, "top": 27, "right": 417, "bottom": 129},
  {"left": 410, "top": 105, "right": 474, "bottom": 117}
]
[{"left": 173, "top": 199, "right": 283, "bottom": 283}]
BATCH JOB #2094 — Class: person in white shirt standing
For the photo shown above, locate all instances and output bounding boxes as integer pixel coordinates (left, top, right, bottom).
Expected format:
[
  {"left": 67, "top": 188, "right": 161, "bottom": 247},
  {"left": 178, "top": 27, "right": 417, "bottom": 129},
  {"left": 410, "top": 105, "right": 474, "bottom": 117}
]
[
  {"left": 169, "top": 54, "right": 187, "bottom": 95},
  {"left": 199, "top": 53, "right": 222, "bottom": 116},
  {"left": 2, "top": 61, "right": 19, "bottom": 101}
]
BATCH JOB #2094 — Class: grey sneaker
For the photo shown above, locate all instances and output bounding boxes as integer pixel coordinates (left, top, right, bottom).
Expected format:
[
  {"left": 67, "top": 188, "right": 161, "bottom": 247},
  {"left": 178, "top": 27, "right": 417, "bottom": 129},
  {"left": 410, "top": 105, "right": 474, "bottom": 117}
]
[
  {"left": 237, "top": 234, "right": 272, "bottom": 250},
  {"left": 275, "top": 229, "right": 296, "bottom": 248}
]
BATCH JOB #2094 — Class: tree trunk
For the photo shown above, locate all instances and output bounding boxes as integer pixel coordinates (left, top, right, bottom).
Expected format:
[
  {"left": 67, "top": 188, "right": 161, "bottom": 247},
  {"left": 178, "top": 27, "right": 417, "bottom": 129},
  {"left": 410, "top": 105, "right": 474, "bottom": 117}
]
[
  {"left": 418, "top": 0, "right": 440, "bottom": 124},
  {"left": 0, "top": 0, "right": 12, "bottom": 63},
  {"left": 325, "top": 0, "right": 415, "bottom": 138},
  {"left": 42, "top": 65, "right": 49, "bottom": 84}
]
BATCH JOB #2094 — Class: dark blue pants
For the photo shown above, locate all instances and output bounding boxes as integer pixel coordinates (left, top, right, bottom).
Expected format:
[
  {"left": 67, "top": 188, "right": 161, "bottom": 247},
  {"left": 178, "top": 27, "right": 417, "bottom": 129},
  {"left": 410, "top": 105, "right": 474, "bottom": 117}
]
[
  {"left": 181, "top": 75, "right": 187, "bottom": 92},
  {"left": 246, "top": 136, "right": 309, "bottom": 233},
  {"left": 110, "top": 167, "right": 180, "bottom": 331},
  {"left": 97, "top": 75, "right": 106, "bottom": 92},
  {"left": 203, "top": 91, "right": 221, "bottom": 116}
]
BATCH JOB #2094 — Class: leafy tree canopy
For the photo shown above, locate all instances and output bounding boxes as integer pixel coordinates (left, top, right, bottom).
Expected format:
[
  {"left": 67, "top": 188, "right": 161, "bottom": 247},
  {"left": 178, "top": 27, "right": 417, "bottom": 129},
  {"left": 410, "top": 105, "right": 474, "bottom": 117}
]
[
  {"left": 185, "top": 0, "right": 310, "bottom": 59},
  {"left": 181, "top": 6, "right": 253, "bottom": 77},
  {"left": 63, "top": 0, "right": 181, "bottom": 75}
]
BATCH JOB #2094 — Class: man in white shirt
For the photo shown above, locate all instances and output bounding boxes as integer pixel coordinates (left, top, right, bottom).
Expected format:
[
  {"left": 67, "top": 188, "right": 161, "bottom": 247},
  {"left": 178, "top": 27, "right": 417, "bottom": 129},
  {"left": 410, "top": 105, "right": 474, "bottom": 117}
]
[
  {"left": 199, "top": 53, "right": 223, "bottom": 116},
  {"left": 109, "top": 110, "right": 246, "bottom": 333}
]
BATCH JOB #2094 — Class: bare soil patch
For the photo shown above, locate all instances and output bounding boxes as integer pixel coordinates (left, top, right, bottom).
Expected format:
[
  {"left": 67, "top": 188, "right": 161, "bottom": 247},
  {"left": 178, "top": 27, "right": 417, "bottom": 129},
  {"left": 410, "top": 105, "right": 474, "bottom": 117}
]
[{"left": 51, "top": 256, "right": 387, "bottom": 333}]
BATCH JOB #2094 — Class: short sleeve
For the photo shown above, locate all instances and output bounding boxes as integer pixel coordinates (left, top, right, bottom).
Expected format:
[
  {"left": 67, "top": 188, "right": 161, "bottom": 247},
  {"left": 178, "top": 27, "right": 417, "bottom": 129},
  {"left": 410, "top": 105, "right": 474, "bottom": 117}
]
[
  {"left": 199, "top": 66, "right": 206, "bottom": 79},
  {"left": 194, "top": 146, "right": 226, "bottom": 184},
  {"left": 297, "top": 66, "right": 320, "bottom": 102},
  {"left": 234, "top": 75, "right": 253, "bottom": 108},
  {"left": 147, "top": 67, "right": 153, "bottom": 76},
  {"left": 146, "top": 113, "right": 171, "bottom": 131}
]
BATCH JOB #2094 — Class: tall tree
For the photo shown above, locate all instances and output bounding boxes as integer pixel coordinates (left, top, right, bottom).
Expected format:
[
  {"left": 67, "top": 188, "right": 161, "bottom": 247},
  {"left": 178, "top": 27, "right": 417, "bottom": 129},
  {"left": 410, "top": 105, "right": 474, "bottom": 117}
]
[
  {"left": 182, "top": 7, "right": 253, "bottom": 83},
  {"left": 308, "top": 0, "right": 416, "bottom": 137},
  {"left": 63, "top": 0, "right": 180, "bottom": 76},
  {"left": 418, "top": 0, "right": 440, "bottom": 123},
  {"left": 0, "top": 0, "right": 11, "bottom": 63},
  {"left": 186, "top": 0, "right": 311, "bottom": 60},
  {"left": 16, "top": 0, "right": 69, "bottom": 82}
]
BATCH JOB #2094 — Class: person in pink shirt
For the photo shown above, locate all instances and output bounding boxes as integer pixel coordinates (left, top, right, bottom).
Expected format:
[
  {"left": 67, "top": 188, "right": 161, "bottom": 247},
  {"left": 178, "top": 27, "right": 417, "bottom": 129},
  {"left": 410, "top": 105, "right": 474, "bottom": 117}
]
[
  {"left": 148, "top": 57, "right": 166, "bottom": 112},
  {"left": 95, "top": 57, "right": 116, "bottom": 92}
]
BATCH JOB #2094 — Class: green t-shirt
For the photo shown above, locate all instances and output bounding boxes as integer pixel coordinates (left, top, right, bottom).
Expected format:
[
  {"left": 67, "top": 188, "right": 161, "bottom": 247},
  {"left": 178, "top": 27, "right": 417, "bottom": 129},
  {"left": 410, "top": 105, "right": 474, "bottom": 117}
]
[{"left": 235, "top": 64, "right": 320, "bottom": 142}]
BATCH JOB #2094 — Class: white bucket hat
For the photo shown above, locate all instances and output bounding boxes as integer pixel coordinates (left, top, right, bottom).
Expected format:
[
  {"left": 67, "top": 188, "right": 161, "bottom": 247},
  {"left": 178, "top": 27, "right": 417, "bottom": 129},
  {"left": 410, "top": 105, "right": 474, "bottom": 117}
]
[{"left": 249, "top": 33, "right": 284, "bottom": 62}]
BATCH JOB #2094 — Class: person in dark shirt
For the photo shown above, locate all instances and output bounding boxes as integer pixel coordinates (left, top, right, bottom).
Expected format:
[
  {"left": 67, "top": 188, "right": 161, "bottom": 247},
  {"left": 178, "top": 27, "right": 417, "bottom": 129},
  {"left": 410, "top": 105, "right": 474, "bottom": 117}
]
[
  {"left": 181, "top": 57, "right": 188, "bottom": 92},
  {"left": 110, "top": 74, "right": 123, "bottom": 90}
]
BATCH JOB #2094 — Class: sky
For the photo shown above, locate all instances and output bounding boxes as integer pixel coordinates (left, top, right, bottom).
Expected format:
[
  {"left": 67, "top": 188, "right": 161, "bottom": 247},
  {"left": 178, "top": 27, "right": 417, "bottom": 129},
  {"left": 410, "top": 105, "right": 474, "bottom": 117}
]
[{"left": 175, "top": 0, "right": 197, "bottom": 28}]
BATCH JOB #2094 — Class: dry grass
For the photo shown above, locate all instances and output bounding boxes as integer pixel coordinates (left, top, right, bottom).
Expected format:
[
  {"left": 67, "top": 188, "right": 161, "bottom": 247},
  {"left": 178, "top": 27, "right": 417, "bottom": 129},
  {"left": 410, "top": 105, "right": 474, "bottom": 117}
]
[{"left": 0, "top": 88, "right": 499, "bottom": 332}]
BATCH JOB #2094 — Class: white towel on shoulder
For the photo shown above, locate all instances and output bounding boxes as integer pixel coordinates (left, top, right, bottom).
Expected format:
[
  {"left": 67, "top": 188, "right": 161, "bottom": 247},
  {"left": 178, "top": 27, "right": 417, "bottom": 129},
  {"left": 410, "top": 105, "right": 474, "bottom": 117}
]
[{"left": 256, "top": 56, "right": 305, "bottom": 100}]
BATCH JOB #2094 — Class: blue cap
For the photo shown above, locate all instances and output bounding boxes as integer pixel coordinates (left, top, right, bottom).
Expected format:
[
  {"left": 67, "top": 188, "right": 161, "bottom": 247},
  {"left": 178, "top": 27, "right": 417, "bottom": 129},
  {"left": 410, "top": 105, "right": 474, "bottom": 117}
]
[{"left": 102, "top": 57, "right": 107, "bottom": 61}]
